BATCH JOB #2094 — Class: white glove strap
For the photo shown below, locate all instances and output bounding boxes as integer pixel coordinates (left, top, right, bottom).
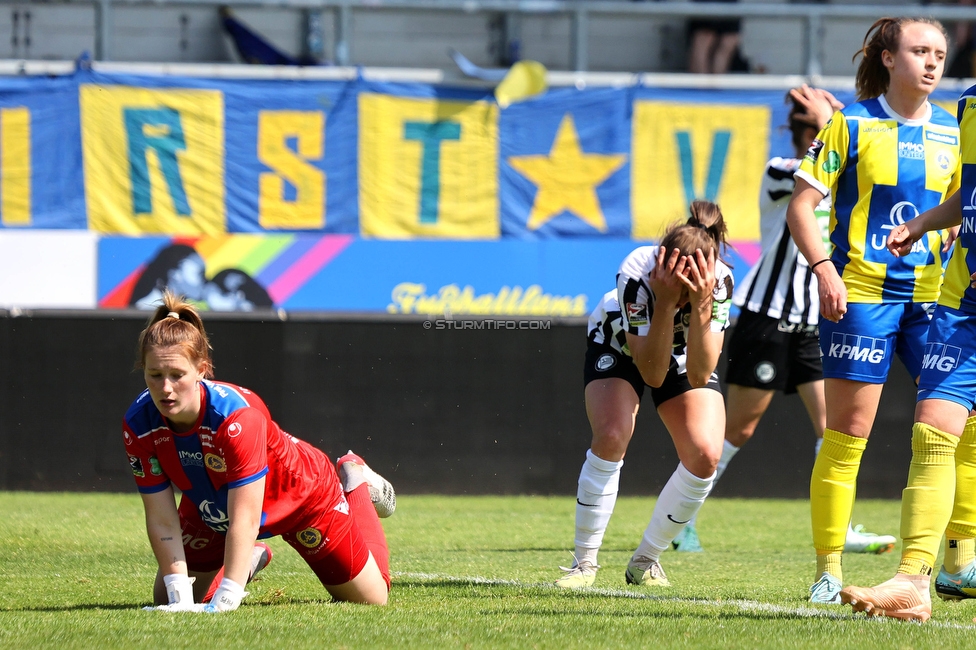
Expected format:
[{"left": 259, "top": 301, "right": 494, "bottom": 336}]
[
  {"left": 162, "top": 573, "right": 195, "bottom": 606},
  {"left": 210, "top": 577, "right": 247, "bottom": 612}
]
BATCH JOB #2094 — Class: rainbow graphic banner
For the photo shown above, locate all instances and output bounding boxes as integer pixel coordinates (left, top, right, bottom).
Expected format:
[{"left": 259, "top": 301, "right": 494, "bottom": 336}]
[{"left": 97, "top": 235, "right": 760, "bottom": 313}]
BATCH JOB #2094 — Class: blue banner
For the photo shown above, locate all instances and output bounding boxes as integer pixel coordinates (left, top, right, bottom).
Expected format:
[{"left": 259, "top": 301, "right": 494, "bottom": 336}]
[
  {"left": 98, "top": 234, "right": 758, "bottom": 314},
  {"left": 0, "top": 68, "right": 916, "bottom": 242}
]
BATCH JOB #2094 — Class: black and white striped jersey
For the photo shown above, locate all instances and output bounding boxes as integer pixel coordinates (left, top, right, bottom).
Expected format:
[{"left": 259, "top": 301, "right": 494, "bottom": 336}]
[
  {"left": 733, "top": 157, "right": 831, "bottom": 326},
  {"left": 587, "top": 245, "right": 734, "bottom": 375}
]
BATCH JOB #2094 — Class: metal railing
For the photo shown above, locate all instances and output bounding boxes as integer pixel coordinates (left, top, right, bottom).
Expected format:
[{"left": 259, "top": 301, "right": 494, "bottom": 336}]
[{"left": 0, "top": 0, "right": 974, "bottom": 73}]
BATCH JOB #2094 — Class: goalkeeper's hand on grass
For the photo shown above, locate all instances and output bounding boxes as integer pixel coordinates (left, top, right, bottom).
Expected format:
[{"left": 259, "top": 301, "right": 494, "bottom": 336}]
[
  {"left": 145, "top": 574, "right": 247, "bottom": 614},
  {"left": 143, "top": 573, "right": 207, "bottom": 611},
  {"left": 201, "top": 578, "right": 247, "bottom": 613},
  {"left": 143, "top": 574, "right": 246, "bottom": 613},
  {"left": 149, "top": 602, "right": 207, "bottom": 612}
]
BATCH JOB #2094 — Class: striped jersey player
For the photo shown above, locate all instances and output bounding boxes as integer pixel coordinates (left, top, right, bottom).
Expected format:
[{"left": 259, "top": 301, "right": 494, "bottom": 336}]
[
  {"left": 735, "top": 156, "right": 831, "bottom": 327},
  {"left": 557, "top": 200, "right": 734, "bottom": 591},
  {"left": 587, "top": 245, "right": 733, "bottom": 382}
]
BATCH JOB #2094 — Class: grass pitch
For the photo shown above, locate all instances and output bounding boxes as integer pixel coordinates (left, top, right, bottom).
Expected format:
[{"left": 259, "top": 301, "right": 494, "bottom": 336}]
[{"left": 3, "top": 492, "right": 976, "bottom": 649}]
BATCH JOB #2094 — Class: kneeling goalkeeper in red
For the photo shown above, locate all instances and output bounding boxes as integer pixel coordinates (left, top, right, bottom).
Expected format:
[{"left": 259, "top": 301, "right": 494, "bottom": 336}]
[{"left": 123, "top": 290, "right": 396, "bottom": 612}]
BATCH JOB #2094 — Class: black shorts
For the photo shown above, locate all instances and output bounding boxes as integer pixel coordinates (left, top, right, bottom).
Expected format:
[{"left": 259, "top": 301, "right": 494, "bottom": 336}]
[
  {"left": 689, "top": 0, "right": 740, "bottom": 34},
  {"left": 724, "top": 310, "right": 822, "bottom": 394},
  {"left": 583, "top": 341, "right": 721, "bottom": 408},
  {"left": 688, "top": 18, "right": 741, "bottom": 35}
]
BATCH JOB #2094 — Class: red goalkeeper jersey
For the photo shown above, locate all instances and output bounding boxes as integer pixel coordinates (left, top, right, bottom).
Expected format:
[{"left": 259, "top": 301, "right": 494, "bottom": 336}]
[{"left": 122, "top": 380, "right": 342, "bottom": 537}]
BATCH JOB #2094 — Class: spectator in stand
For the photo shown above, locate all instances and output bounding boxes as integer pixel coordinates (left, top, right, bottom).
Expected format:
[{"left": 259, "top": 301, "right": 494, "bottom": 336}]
[{"left": 687, "top": 0, "right": 742, "bottom": 74}]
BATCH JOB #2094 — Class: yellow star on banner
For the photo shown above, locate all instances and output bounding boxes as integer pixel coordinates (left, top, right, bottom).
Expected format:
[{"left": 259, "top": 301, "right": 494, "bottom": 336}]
[{"left": 508, "top": 114, "right": 627, "bottom": 232}]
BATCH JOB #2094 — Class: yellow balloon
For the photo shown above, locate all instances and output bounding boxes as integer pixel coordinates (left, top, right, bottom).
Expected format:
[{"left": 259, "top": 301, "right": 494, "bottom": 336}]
[{"left": 494, "top": 61, "right": 548, "bottom": 108}]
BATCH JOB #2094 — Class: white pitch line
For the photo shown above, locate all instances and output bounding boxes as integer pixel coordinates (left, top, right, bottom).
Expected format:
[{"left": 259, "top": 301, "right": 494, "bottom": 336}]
[{"left": 394, "top": 571, "right": 976, "bottom": 630}]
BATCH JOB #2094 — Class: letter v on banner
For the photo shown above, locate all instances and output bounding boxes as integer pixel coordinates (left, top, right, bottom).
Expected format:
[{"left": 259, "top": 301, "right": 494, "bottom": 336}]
[
  {"left": 675, "top": 130, "right": 730, "bottom": 204},
  {"left": 630, "top": 101, "right": 766, "bottom": 241}
]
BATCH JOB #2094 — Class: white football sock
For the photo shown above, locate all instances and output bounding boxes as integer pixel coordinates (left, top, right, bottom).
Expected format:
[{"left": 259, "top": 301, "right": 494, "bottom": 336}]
[
  {"left": 714, "top": 439, "right": 740, "bottom": 483},
  {"left": 573, "top": 449, "right": 624, "bottom": 563},
  {"left": 634, "top": 462, "right": 715, "bottom": 561},
  {"left": 687, "top": 440, "right": 736, "bottom": 527}
]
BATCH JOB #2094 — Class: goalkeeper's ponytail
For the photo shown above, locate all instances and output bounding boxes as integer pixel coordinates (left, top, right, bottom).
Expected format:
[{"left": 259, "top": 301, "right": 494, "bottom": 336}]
[{"left": 135, "top": 289, "right": 214, "bottom": 378}]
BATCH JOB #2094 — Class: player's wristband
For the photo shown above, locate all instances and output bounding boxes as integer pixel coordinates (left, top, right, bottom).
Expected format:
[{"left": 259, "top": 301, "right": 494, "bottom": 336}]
[
  {"left": 207, "top": 577, "right": 247, "bottom": 612},
  {"left": 810, "top": 258, "right": 832, "bottom": 271},
  {"left": 163, "top": 573, "right": 195, "bottom": 606}
]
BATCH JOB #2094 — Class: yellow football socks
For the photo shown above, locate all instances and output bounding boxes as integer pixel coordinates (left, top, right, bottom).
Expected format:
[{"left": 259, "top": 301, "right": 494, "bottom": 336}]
[
  {"left": 816, "top": 553, "right": 842, "bottom": 582},
  {"left": 944, "top": 416, "right": 976, "bottom": 573},
  {"left": 898, "top": 423, "right": 959, "bottom": 576},
  {"left": 811, "top": 428, "right": 867, "bottom": 580},
  {"left": 944, "top": 538, "right": 976, "bottom": 574}
]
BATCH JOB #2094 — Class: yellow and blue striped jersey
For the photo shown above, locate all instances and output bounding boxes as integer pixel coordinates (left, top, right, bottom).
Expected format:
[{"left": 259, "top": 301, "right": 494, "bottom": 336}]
[
  {"left": 939, "top": 87, "right": 976, "bottom": 313},
  {"left": 796, "top": 95, "right": 960, "bottom": 304}
]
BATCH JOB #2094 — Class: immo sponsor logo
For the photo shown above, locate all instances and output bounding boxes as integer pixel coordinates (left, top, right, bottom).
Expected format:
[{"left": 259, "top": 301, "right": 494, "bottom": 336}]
[
  {"left": 827, "top": 333, "right": 886, "bottom": 364},
  {"left": 898, "top": 141, "right": 925, "bottom": 160},
  {"left": 179, "top": 450, "right": 204, "bottom": 467}
]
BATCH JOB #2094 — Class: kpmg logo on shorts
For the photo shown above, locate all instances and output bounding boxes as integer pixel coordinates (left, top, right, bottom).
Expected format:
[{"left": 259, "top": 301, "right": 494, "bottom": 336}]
[
  {"left": 921, "top": 343, "right": 963, "bottom": 373},
  {"left": 827, "top": 333, "right": 887, "bottom": 364}
]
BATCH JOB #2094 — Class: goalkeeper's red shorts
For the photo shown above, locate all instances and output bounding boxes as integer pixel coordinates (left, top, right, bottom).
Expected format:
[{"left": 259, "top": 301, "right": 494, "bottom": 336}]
[{"left": 177, "top": 491, "right": 370, "bottom": 586}]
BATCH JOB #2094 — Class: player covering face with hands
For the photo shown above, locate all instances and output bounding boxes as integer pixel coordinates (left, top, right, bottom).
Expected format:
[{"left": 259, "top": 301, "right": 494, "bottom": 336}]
[
  {"left": 124, "top": 291, "right": 397, "bottom": 613},
  {"left": 556, "top": 200, "right": 733, "bottom": 589}
]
